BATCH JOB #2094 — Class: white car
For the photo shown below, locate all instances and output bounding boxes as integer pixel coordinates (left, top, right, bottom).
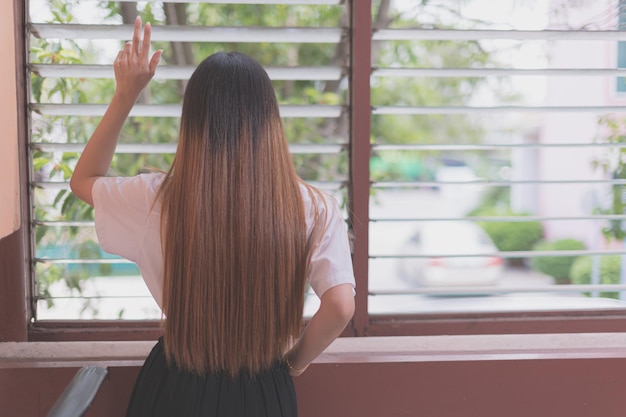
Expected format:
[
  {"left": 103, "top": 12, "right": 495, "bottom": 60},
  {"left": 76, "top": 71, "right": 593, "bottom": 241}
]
[{"left": 398, "top": 221, "right": 503, "bottom": 287}]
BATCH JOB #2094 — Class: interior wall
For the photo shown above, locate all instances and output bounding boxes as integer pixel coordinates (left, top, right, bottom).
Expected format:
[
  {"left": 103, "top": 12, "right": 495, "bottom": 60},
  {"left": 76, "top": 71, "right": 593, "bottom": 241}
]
[
  {"left": 0, "top": 0, "right": 21, "bottom": 240},
  {"left": 2, "top": 359, "right": 626, "bottom": 417}
]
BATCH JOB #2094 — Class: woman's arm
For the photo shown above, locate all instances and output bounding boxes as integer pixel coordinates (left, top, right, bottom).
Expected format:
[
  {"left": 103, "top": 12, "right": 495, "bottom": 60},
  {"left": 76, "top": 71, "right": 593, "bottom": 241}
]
[
  {"left": 286, "top": 283, "right": 355, "bottom": 376},
  {"left": 69, "top": 17, "right": 161, "bottom": 206}
]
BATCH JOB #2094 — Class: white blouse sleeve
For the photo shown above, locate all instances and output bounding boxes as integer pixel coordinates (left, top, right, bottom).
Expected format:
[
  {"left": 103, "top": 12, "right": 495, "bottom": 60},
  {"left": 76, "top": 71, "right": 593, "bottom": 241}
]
[
  {"left": 91, "top": 174, "right": 161, "bottom": 263},
  {"left": 307, "top": 195, "right": 356, "bottom": 298}
]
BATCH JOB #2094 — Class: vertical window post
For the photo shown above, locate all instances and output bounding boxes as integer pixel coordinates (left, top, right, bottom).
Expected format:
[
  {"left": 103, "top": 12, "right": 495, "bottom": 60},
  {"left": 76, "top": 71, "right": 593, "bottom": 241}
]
[
  {"left": 0, "top": 0, "right": 30, "bottom": 342},
  {"left": 348, "top": 0, "right": 371, "bottom": 336}
]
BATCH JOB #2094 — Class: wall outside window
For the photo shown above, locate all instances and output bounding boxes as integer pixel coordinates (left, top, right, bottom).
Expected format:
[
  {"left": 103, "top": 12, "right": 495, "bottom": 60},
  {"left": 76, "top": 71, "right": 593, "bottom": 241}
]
[{"left": 0, "top": 0, "right": 20, "bottom": 240}]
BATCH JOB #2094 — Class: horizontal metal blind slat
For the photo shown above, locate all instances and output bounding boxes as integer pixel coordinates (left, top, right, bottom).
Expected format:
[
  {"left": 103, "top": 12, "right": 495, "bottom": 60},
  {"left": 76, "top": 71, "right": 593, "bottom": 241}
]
[
  {"left": 34, "top": 249, "right": 626, "bottom": 263},
  {"left": 36, "top": 295, "right": 153, "bottom": 301},
  {"left": 31, "top": 284, "right": 626, "bottom": 299},
  {"left": 32, "top": 104, "right": 626, "bottom": 117},
  {"left": 372, "top": 105, "right": 626, "bottom": 114},
  {"left": 373, "top": 29, "right": 626, "bottom": 41},
  {"left": 370, "top": 284, "right": 626, "bottom": 296},
  {"left": 114, "top": 0, "right": 342, "bottom": 4},
  {"left": 370, "top": 215, "right": 626, "bottom": 222},
  {"left": 30, "top": 24, "right": 344, "bottom": 43},
  {"left": 34, "top": 221, "right": 95, "bottom": 227},
  {"left": 31, "top": 103, "right": 344, "bottom": 118},
  {"left": 373, "top": 143, "right": 626, "bottom": 150},
  {"left": 30, "top": 64, "right": 344, "bottom": 81},
  {"left": 32, "top": 179, "right": 626, "bottom": 189},
  {"left": 34, "top": 258, "right": 134, "bottom": 264},
  {"left": 373, "top": 68, "right": 626, "bottom": 77},
  {"left": 373, "top": 179, "right": 626, "bottom": 186},
  {"left": 372, "top": 249, "right": 626, "bottom": 259},
  {"left": 33, "top": 65, "right": 626, "bottom": 80},
  {"left": 31, "top": 143, "right": 345, "bottom": 154},
  {"left": 33, "top": 180, "right": 344, "bottom": 191},
  {"left": 31, "top": 214, "right": 626, "bottom": 228}
]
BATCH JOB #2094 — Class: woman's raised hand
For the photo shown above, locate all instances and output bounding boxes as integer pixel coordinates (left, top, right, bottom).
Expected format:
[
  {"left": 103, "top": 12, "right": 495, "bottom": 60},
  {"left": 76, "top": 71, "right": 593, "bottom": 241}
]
[{"left": 114, "top": 16, "right": 162, "bottom": 100}]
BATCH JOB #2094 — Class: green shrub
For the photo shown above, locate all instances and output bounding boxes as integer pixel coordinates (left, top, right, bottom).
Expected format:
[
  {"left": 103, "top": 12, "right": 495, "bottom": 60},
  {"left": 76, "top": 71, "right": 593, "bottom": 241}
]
[
  {"left": 476, "top": 212, "right": 543, "bottom": 266},
  {"left": 530, "top": 239, "right": 586, "bottom": 284},
  {"left": 570, "top": 255, "right": 622, "bottom": 299},
  {"left": 466, "top": 187, "right": 510, "bottom": 217}
]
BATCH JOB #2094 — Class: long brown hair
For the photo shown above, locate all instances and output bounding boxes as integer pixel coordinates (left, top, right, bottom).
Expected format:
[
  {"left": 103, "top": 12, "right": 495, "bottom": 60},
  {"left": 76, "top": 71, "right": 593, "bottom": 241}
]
[{"left": 159, "top": 52, "right": 320, "bottom": 376}]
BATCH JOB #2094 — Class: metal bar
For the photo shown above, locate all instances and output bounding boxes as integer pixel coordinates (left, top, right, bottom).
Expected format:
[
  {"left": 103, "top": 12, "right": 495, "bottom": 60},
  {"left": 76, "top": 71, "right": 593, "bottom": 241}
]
[
  {"left": 33, "top": 178, "right": 626, "bottom": 190},
  {"left": 34, "top": 258, "right": 134, "bottom": 264},
  {"left": 373, "top": 67, "right": 626, "bottom": 77},
  {"left": 34, "top": 220, "right": 95, "bottom": 227},
  {"left": 372, "top": 105, "right": 626, "bottom": 115},
  {"left": 34, "top": 249, "right": 626, "bottom": 264},
  {"left": 32, "top": 214, "right": 626, "bottom": 228},
  {"left": 30, "top": 64, "right": 344, "bottom": 81},
  {"left": 114, "top": 0, "right": 342, "bottom": 3},
  {"left": 370, "top": 215, "right": 626, "bottom": 222},
  {"left": 33, "top": 180, "right": 344, "bottom": 191},
  {"left": 34, "top": 178, "right": 626, "bottom": 189},
  {"left": 41, "top": 65, "right": 626, "bottom": 80},
  {"left": 45, "top": 366, "right": 108, "bottom": 417},
  {"left": 31, "top": 142, "right": 345, "bottom": 154},
  {"left": 30, "top": 24, "right": 344, "bottom": 43},
  {"left": 34, "top": 103, "right": 625, "bottom": 117},
  {"left": 373, "top": 143, "right": 626, "bottom": 150},
  {"left": 36, "top": 295, "right": 152, "bottom": 301},
  {"left": 348, "top": 0, "right": 371, "bottom": 336},
  {"left": 31, "top": 103, "right": 344, "bottom": 118},
  {"left": 371, "top": 249, "right": 626, "bottom": 259},
  {"left": 370, "top": 284, "right": 626, "bottom": 296},
  {"left": 373, "top": 29, "right": 626, "bottom": 42},
  {"left": 372, "top": 179, "right": 626, "bottom": 187}
]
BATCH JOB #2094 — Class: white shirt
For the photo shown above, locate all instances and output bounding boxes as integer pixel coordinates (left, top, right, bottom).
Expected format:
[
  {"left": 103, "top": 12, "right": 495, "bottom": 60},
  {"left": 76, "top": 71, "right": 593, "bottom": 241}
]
[{"left": 92, "top": 173, "right": 355, "bottom": 310}]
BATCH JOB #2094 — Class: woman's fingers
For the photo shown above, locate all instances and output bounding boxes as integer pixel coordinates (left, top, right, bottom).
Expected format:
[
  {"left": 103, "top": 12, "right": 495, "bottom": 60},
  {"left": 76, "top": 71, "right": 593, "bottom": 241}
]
[
  {"left": 149, "top": 49, "right": 163, "bottom": 74},
  {"left": 132, "top": 16, "right": 142, "bottom": 56},
  {"left": 114, "top": 50, "right": 123, "bottom": 69},
  {"left": 140, "top": 22, "right": 152, "bottom": 63},
  {"left": 113, "top": 17, "right": 159, "bottom": 94},
  {"left": 123, "top": 41, "right": 132, "bottom": 64}
]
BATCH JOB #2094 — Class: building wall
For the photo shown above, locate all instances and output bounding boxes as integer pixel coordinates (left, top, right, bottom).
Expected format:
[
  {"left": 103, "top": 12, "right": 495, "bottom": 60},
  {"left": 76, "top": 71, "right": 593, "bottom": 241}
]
[
  {"left": 2, "top": 359, "right": 626, "bottom": 417},
  {"left": 0, "top": 0, "right": 21, "bottom": 240},
  {"left": 541, "top": 0, "right": 625, "bottom": 247}
]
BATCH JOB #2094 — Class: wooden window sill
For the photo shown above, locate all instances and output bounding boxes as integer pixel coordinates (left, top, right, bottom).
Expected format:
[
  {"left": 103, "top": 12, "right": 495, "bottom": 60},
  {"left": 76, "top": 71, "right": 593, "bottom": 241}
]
[{"left": 3, "top": 332, "right": 626, "bottom": 369}]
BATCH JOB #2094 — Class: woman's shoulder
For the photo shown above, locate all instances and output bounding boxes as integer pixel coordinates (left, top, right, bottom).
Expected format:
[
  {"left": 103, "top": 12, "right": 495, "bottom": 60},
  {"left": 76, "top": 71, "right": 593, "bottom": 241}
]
[
  {"left": 137, "top": 171, "right": 167, "bottom": 193},
  {"left": 299, "top": 182, "right": 334, "bottom": 208},
  {"left": 95, "top": 171, "right": 165, "bottom": 190},
  {"left": 298, "top": 181, "right": 343, "bottom": 225},
  {"left": 93, "top": 171, "right": 166, "bottom": 210}
]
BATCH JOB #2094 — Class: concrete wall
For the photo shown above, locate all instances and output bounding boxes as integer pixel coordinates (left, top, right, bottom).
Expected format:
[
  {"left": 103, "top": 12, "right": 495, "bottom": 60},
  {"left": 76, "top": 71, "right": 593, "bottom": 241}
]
[
  {"left": 0, "top": 0, "right": 20, "bottom": 240},
  {"left": 541, "top": 0, "right": 625, "bottom": 246},
  {"left": 3, "top": 335, "right": 626, "bottom": 417},
  {"left": 2, "top": 357, "right": 626, "bottom": 417}
]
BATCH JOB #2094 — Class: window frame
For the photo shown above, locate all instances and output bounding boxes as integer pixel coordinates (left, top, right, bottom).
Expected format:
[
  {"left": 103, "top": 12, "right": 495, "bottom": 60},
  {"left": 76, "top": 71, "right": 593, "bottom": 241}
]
[{"left": 5, "top": 0, "right": 626, "bottom": 343}]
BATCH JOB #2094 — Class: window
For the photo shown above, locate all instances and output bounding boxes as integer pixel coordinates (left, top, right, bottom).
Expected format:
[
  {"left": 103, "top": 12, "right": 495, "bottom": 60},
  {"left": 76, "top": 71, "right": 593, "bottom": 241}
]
[
  {"left": 367, "top": 0, "right": 626, "bottom": 325},
  {"left": 29, "top": 0, "right": 348, "bottom": 321},
  {"left": 14, "top": 0, "right": 626, "bottom": 339}
]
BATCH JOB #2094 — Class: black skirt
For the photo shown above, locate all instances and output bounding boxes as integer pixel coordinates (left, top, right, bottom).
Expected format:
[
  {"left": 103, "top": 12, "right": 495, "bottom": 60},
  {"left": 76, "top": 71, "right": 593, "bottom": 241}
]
[{"left": 125, "top": 338, "right": 298, "bottom": 417}]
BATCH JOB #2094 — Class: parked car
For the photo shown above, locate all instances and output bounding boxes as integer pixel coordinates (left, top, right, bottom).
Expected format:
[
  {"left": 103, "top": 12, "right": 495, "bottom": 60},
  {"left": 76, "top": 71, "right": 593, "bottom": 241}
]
[{"left": 397, "top": 221, "right": 503, "bottom": 287}]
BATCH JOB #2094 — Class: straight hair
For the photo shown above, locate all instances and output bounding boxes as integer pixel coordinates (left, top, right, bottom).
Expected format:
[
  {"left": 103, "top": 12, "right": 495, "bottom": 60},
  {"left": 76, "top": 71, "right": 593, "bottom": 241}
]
[{"left": 158, "top": 52, "right": 323, "bottom": 376}]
